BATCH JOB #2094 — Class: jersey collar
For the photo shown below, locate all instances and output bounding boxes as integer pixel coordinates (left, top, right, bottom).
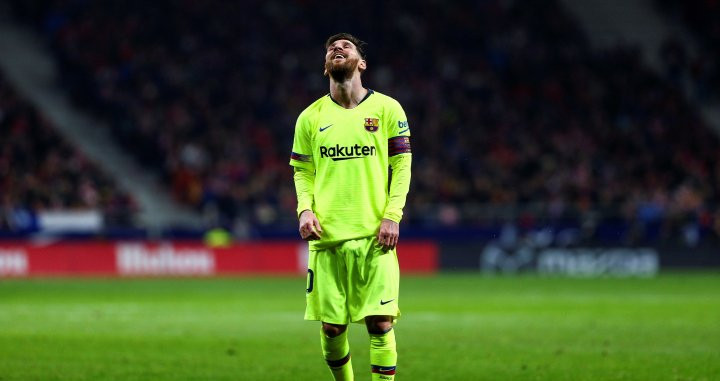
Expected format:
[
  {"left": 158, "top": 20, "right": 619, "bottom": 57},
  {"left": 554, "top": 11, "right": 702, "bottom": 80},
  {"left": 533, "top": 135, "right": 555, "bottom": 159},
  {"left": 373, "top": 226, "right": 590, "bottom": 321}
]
[{"left": 328, "top": 89, "right": 374, "bottom": 108}]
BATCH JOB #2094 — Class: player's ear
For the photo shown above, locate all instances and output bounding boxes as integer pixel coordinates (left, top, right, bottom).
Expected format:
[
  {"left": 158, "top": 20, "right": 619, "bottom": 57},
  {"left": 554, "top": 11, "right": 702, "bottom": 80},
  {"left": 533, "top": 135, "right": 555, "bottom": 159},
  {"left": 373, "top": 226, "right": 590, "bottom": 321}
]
[
  {"left": 323, "top": 67, "right": 328, "bottom": 76},
  {"left": 358, "top": 59, "right": 367, "bottom": 72}
]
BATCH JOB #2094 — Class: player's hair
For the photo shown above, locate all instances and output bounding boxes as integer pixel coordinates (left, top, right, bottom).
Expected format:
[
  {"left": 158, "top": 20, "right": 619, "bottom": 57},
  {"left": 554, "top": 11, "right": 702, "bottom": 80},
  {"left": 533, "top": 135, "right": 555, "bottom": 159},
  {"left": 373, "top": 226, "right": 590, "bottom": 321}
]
[{"left": 325, "top": 33, "right": 367, "bottom": 60}]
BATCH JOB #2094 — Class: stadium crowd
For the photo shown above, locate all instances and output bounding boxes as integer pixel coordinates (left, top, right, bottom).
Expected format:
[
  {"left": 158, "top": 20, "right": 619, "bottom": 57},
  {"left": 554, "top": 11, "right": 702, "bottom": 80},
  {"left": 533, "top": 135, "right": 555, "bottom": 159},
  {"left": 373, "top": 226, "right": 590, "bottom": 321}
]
[
  {"left": 8, "top": 0, "right": 720, "bottom": 241},
  {"left": 0, "top": 73, "right": 135, "bottom": 232},
  {"left": 655, "top": 0, "right": 720, "bottom": 102}
]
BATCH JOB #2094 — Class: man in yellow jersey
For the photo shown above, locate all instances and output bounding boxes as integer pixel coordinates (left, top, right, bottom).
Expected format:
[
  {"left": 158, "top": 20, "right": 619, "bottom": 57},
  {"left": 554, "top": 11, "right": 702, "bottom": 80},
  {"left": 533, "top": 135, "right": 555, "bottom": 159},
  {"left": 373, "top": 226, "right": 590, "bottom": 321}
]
[{"left": 289, "top": 33, "right": 412, "bottom": 381}]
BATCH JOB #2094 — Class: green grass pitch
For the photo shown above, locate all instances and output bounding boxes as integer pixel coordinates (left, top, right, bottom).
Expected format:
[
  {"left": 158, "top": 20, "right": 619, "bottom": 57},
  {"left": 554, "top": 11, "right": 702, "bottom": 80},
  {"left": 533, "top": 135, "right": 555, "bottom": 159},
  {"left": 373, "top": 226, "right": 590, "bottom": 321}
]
[{"left": 1, "top": 273, "right": 719, "bottom": 380}]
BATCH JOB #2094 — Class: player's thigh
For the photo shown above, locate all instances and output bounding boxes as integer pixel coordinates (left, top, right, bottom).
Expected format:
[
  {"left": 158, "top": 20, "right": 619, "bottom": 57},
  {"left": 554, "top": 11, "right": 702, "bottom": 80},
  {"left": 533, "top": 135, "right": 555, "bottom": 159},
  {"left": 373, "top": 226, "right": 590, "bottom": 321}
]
[
  {"left": 348, "top": 238, "right": 400, "bottom": 320},
  {"left": 366, "top": 238, "right": 399, "bottom": 289},
  {"left": 306, "top": 247, "right": 349, "bottom": 323}
]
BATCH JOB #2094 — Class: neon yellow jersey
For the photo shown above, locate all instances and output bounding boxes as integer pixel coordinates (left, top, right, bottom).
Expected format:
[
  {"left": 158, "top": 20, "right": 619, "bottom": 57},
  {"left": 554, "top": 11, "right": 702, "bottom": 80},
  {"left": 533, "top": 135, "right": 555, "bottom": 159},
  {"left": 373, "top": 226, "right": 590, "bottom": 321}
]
[{"left": 290, "top": 90, "right": 412, "bottom": 249}]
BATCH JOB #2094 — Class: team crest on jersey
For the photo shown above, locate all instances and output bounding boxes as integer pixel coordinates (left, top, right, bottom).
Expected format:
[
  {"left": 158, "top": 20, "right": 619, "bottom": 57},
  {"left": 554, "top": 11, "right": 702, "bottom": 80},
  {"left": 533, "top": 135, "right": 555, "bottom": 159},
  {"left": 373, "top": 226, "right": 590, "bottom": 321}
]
[{"left": 364, "top": 118, "right": 380, "bottom": 132}]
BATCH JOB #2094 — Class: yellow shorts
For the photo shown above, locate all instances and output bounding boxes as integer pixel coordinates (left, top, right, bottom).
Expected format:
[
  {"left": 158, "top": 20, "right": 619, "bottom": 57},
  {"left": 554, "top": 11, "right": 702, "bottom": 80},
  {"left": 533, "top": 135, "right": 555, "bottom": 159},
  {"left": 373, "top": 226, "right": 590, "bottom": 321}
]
[{"left": 304, "top": 236, "right": 400, "bottom": 324}]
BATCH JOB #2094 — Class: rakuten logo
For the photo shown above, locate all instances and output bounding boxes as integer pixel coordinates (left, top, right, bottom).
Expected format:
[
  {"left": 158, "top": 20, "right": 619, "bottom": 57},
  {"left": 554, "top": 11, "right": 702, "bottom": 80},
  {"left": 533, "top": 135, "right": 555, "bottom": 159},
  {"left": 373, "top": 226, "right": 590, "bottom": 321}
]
[
  {"left": 320, "top": 144, "right": 376, "bottom": 161},
  {"left": 116, "top": 243, "right": 214, "bottom": 275},
  {"left": 0, "top": 249, "right": 28, "bottom": 276}
]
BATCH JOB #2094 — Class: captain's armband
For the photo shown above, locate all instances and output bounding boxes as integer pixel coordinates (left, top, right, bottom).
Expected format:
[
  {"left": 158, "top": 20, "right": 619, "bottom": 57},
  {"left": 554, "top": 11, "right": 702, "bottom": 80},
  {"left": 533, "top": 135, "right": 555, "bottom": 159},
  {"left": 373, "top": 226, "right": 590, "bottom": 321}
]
[{"left": 388, "top": 136, "right": 411, "bottom": 156}]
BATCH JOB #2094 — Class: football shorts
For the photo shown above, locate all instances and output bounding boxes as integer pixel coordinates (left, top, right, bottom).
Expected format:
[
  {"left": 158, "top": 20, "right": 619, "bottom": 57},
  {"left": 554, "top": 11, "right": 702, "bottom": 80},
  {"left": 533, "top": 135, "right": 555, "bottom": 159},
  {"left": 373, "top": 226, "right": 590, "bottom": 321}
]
[{"left": 304, "top": 236, "right": 400, "bottom": 324}]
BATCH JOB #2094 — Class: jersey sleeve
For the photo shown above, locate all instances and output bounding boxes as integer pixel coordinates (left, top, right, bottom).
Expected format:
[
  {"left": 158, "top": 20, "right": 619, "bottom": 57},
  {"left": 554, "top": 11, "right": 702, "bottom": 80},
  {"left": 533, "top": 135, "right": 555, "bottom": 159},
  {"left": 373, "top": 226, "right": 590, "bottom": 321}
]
[
  {"left": 384, "top": 100, "right": 412, "bottom": 223},
  {"left": 289, "top": 113, "right": 314, "bottom": 170},
  {"left": 386, "top": 99, "right": 411, "bottom": 140},
  {"left": 293, "top": 167, "right": 315, "bottom": 217},
  {"left": 386, "top": 99, "right": 411, "bottom": 158}
]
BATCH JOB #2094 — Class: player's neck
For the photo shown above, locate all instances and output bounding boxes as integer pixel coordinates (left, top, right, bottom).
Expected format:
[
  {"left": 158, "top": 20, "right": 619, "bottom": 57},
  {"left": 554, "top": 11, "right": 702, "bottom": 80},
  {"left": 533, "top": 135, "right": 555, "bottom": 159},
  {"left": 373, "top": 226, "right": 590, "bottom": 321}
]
[{"left": 329, "top": 76, "right": 367, "bottom": 109}]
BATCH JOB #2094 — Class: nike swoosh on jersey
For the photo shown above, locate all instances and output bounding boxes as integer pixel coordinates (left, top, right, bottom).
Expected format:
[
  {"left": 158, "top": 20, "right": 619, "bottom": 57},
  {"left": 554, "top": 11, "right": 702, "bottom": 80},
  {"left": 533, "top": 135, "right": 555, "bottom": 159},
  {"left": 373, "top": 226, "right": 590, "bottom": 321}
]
[
  {"left": 319, "top": 124, "right": 333, "bottom": 132},
  {"left": 380, "top": 299, "right": 395, "bottom": 305},
  {"left": 398, "top": 127, "right": 410, "bottom": 134}
]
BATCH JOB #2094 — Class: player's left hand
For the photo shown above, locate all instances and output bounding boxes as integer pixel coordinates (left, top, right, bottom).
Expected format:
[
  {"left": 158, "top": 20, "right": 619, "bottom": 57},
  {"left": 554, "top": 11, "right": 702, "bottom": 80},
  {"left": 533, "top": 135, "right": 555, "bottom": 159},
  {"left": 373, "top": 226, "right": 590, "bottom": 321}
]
[{"left": 377, "top": 219, "right": 399, "bottom": 250}]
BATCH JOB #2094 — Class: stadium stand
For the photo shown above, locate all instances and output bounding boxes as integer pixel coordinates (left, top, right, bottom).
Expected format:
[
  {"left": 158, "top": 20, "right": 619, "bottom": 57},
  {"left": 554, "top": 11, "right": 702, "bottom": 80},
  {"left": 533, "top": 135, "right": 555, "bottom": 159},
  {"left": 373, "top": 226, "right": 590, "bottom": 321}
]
[
  {"left": 6, "top": 0, "right": 720, "bottom": 242},
  {"left": 0, "top": 73, "right": 136, "bottom": 232}
]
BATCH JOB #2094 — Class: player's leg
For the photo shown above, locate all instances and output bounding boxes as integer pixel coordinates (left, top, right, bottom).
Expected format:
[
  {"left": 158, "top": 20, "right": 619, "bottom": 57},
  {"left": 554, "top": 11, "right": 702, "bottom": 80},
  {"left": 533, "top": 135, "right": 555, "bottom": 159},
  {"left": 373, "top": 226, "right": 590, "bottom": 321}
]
[
  {"left": 306, "top": 245, "right": 354, "bottom": 380},
  {"left": 321, "top": 322, "right": 353, "bottom": 381},
  {"left": 345, "top": 238, "right": 400, "bottom": 380},
  {"left": 365, "top": 315, "right": 397, "bottom": 381},
  {"left": 345, "top": 238, "right": 401, "bottom": 321}
]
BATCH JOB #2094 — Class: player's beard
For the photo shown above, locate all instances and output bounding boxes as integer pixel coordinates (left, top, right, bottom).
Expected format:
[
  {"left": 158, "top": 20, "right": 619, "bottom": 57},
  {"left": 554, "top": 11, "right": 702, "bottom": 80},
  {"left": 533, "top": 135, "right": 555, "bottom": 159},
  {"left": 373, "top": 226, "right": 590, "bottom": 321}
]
[{"left": 325, "top": 56, "right": 360, "bottom": 82}]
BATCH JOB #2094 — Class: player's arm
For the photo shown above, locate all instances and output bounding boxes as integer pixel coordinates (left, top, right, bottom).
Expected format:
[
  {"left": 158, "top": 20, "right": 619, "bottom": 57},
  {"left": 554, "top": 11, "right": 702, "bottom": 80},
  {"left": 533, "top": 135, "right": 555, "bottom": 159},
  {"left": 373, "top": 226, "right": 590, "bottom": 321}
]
[
  {"left": 294, "top": 168, "right": 322, "bottom": 240},
  {"left": 378, "top": 102, "right": 412, "bottom": 249},
  {"left": 378, "top": 142, "right": 411, "bottom": 249},
  {"left": 289, "top": 113, "right": 322, "bottom": 241},
  {"left": 384, "top": 139, "right": 412, "bottom": 223}
]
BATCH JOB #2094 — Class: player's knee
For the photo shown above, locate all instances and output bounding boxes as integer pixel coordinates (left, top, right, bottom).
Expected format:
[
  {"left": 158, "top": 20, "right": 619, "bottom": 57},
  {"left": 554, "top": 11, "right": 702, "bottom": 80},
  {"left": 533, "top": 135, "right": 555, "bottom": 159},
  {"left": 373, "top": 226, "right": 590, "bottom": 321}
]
[
  {"left": 322, "top": 322, "right": 347, "bottom": 338},
  {"left": 365, "top": 315, "right": 393, "bottom": 334}
]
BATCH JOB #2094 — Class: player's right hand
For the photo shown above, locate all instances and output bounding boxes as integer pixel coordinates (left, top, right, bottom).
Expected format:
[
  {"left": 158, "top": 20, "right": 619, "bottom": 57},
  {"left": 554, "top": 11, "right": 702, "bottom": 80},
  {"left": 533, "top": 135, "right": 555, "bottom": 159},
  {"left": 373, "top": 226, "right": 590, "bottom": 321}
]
[{"left": 298, "top": 209, "right": 322, "bottom": 241}]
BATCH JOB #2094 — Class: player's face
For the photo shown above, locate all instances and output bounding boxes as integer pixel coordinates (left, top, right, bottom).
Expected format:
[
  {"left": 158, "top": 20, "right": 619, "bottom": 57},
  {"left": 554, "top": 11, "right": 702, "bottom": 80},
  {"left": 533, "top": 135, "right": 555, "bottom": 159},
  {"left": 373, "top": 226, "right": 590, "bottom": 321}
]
[{"left": 324, "top": 39, "right": 366, "bottom": 80}]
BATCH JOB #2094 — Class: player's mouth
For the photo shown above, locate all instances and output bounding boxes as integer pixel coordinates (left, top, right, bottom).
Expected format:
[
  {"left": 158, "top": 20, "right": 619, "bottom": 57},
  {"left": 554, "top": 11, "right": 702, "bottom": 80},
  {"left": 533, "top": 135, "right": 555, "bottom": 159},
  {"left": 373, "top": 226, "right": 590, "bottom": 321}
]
[{"left": 333, "top": 53, "right": 346, "bottom": 60}]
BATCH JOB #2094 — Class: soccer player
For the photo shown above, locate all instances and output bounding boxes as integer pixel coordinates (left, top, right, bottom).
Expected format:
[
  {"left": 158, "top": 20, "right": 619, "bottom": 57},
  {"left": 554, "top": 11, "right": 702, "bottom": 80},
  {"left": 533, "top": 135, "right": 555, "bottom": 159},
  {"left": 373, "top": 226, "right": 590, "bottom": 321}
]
[{"left": 289, "top": 33, "right": 412, "bottom": 381}]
